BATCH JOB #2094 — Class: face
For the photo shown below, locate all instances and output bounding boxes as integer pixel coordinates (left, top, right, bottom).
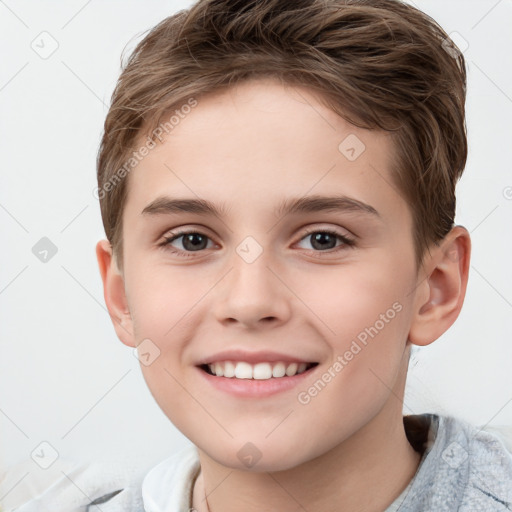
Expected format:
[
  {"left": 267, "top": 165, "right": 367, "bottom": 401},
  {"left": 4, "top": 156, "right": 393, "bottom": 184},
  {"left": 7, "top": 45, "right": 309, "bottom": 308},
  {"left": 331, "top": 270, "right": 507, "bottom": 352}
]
[{"left": 115, "top": 78, "right": 423, "bottom": 471}]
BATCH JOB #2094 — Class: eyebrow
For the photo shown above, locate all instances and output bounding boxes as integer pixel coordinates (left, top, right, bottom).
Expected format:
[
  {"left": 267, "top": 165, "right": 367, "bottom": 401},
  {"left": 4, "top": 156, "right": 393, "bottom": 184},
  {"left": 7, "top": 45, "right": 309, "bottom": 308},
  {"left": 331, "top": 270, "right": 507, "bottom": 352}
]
[{"left": 141, "top": 194, "right": 380, "bottom": 219}]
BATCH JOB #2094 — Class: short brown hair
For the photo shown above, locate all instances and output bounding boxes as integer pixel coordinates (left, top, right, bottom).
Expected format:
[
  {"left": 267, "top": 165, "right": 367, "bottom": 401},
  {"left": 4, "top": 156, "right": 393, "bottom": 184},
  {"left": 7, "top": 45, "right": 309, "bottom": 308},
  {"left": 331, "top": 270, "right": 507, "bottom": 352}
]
[{"left": 97, "top": 0, "right": 467, "bottom": 270}]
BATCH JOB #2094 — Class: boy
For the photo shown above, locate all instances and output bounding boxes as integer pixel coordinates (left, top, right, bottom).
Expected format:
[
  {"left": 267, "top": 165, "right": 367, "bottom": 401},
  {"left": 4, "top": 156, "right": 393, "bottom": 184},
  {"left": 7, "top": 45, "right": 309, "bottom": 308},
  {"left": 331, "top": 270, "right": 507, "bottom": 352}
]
[{"left": 93, "top": 0, "right": 511, "bottom": 510}]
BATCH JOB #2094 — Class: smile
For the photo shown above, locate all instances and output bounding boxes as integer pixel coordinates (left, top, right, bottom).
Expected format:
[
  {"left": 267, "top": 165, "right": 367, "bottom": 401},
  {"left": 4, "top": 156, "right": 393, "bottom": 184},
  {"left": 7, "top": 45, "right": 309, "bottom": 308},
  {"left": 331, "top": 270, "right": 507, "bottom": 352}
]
[{"left": 200, "top": 361, "right": 318, "bottom": 380}]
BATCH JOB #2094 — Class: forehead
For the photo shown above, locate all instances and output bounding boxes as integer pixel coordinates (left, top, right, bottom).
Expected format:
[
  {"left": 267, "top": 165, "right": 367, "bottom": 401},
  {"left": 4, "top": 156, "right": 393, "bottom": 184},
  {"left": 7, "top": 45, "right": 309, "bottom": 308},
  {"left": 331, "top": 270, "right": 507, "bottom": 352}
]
[{"left": 125, "top": 78, "right": 410, "bottom": 228}]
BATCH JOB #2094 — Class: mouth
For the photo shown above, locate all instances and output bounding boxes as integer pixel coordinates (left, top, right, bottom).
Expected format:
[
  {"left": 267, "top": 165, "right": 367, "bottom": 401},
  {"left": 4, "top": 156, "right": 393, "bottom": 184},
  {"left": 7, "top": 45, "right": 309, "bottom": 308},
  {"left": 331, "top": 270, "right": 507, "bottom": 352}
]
[{"left": 199, "top": 361, "right": 319, "bottom": 380}]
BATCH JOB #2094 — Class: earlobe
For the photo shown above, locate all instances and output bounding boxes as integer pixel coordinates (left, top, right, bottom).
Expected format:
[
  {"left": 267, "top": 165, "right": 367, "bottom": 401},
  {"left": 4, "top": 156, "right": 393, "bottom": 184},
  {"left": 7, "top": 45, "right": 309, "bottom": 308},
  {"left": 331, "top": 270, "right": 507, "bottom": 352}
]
[
  {"left": 408, "top": 226, "right": 471, "bottom": 347},
  {"left": 95, "top": 240, "right": 136, "bottom": 347}
]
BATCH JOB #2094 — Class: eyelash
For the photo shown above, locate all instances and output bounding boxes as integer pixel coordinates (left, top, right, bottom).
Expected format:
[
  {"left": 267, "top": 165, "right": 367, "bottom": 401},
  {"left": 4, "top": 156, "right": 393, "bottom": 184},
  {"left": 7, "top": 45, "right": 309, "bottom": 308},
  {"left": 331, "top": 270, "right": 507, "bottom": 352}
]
[{"left": 158, "top": 227, "right": 356, "bottom": 258}]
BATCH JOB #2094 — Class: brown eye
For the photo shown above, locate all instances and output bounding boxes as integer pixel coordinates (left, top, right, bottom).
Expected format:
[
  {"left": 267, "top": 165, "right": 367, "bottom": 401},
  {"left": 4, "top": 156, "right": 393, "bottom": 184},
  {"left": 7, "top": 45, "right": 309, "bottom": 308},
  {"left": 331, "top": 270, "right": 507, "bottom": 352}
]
[
  {"left": 296, "top": 229, "right": 356, "bottom": 254},
  {"left": 160, "top": 230, "right": 214, "bottom": 257}
]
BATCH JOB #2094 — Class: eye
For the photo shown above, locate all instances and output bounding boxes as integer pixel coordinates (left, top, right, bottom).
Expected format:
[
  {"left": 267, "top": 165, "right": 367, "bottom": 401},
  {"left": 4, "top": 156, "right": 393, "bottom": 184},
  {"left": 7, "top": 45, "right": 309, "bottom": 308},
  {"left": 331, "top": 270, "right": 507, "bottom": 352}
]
[
  {"left": 159, "top": 230, "right": 215, "bottom": 258},
  {"left": 295, "top": 228, "right": 356, "bottom": 255},
  {"left": 158, "top": 227, "right": 356, "bottom": 258}
]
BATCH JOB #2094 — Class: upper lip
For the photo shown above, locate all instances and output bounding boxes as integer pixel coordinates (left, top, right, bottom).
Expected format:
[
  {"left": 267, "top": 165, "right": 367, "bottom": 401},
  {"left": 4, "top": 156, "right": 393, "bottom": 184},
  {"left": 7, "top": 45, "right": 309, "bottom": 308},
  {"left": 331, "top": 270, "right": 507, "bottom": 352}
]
[{"left": 196, "top": 349, "right": 318, "bottom": 366}]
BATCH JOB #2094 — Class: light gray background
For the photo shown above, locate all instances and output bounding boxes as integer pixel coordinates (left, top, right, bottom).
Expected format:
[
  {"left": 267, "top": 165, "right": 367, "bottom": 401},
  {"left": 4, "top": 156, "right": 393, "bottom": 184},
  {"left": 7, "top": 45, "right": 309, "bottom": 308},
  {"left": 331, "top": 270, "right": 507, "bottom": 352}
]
[{"left": 1, "top": 0, "right": 511, "bottom": 475}]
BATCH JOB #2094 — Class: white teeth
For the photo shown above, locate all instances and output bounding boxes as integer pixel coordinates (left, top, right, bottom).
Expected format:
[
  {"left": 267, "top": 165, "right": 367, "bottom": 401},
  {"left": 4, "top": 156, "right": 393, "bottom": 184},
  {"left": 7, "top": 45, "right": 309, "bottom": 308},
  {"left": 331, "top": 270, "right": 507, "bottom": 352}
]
[
  {"left": 205, "top": 361, "right": 313, "bottom": 380},
  {"left": 285, "top": 363, "right": 298, "bottom": 376},
  {"left": 214, "top": 362, "right": 224, "bottom": 377},
  {"left": 224, "top": 361, "right": 236, "bottom": 378},
  {"left": 253, "top": 363, "right": 273, "bottom": 380},
  {"left": 234, "top": 362, "right": 252, "bottom": 379},
  {"left": 272, "top": 362, "right": 286, "bottom": 378}
]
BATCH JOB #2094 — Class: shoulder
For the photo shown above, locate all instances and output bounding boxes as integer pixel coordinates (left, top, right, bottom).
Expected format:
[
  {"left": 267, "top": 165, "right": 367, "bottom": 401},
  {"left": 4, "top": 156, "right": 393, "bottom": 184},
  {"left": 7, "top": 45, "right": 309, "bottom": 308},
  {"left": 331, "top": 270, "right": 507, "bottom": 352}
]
[
  {"left": 403, "top": 414, "right": 512, "bottom": 511},
  {"left": 1, "top": 445, "right": 199, "bottom": 512},
  {"left": 456, "top": 416, "right": 512, "bottom": 509},
  {"left": 2, "top": 458, "right": 148, "bottom": 512}
]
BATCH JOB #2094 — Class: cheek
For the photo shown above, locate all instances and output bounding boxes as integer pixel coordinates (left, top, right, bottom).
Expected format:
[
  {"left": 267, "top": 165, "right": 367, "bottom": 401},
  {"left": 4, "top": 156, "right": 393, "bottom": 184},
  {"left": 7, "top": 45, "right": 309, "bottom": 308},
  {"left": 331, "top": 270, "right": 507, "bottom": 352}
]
[
  {"left": 307, "top": 264, "right": 411, "bottom": 404},
  {"left": 304, "top": 260, "right": 409, "bottom": 341},
  {"left": 126, "top": 263, "right": 202, "bottom": 340},
  {"left": 125, "top": 266, "right": 211, "bottom": 413},
  {"left": 289, "top": 293, "right": 409, "bottom": 460}
]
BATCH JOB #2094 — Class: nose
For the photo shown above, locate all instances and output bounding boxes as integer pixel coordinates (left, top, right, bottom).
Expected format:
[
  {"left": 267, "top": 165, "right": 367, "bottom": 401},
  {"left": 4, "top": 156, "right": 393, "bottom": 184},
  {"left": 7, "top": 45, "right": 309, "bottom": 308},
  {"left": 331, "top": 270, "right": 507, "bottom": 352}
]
[{"left": 212, "top": 247, "right": 292, "bottom": 330}]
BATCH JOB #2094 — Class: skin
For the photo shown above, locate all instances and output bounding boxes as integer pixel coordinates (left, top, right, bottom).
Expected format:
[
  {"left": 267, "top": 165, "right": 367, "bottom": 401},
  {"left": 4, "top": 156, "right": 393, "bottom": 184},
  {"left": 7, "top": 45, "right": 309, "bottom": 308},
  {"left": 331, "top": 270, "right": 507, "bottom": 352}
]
[{"left": 97, "top": 77, "right": 471, "bottom": 512}]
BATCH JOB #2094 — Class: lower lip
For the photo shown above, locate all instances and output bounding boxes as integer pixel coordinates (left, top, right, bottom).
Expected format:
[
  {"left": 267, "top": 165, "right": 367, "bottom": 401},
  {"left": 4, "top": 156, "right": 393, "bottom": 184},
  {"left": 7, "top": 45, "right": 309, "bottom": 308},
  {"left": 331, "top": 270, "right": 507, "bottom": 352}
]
[{"left": 196, "top": 365, "right": 318, "bottom": 398}]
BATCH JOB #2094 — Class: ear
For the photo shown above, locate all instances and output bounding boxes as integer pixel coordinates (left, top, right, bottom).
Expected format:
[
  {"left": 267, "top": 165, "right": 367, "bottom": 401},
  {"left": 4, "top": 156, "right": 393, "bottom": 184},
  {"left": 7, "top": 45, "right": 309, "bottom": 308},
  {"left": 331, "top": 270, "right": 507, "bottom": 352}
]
[
  {"left": 408, "top": 225, "right": 471, "bottom": 347},
  {"left": 96, "top": 239, "right": 136, "bottom": 347}
]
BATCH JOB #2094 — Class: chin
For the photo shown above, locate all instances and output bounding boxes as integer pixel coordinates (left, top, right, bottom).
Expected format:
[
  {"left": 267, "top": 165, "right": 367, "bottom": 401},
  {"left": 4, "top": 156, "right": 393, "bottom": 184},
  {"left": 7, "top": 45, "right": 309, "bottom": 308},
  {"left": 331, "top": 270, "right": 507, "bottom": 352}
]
[{"left": 198, "top": 438, "right": 317, "bottom": 473}]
